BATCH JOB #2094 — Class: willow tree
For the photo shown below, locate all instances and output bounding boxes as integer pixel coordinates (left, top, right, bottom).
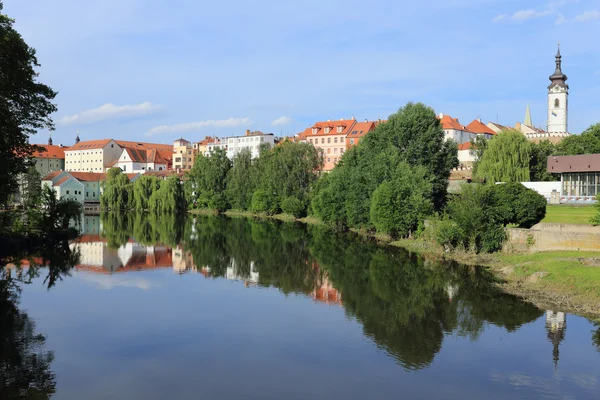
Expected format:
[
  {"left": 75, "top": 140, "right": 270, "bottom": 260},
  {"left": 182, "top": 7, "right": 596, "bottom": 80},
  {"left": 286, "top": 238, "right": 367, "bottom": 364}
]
[
  {"left": 132, "top": 175, "right": 160, "bottom": 211},
  {"left": 100, "top": 168, "right": 133, "bottom": 210},
  {"left": 475, "top": 130, "right": 532, "bottom": 184},
  {"left": 148, "top": 175, "right": 186, "bottom": 214}
]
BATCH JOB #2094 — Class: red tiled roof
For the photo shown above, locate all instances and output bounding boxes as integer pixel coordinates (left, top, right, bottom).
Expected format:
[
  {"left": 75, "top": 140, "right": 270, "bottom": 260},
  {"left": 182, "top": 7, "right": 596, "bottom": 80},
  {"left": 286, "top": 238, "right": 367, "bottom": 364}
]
[
  {"left": 487, "top": 122, "right": 511, "bottom": 132},
  {"left": 457, "top": 142, "right": 472, "bottom": 150},
  {"left": 69, "top": 172, "right": 106, "bottom": 182},
  {"left": 69, "top": 139, "right": 113, "bottom": 150},
  {"left": 42, "top": 171, "right": 63, "bottom": 181},
  {"left": 347, "top": 121, "right": 376, "bottom": 138},
  {"left": 466, "top": 119, "right": 496, "bottom": 135},
  {"left": 439, "top": 114, "right": 470, "bottom": 131},
  {"left": 197, "top": 137, "right": 216, "bottom": 146},
  {"left": 33, "top": 144, "right": 67, "bottom": 159},
  {"left": 53, "top": 176, "right": 71, "bottom": 186},
  {"left": 116, "top": 140, "right": 172, "bottom": 152},
  {"left": 298, "top": 119, "right": 357, "bottom": 140}
]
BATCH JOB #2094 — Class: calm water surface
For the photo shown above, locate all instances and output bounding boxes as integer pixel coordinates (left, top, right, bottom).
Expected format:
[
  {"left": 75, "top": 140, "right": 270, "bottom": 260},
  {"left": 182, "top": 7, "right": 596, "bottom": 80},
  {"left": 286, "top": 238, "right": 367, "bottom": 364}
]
[{"left": 2, "top": 214, "right": 599, "bottom": 399}]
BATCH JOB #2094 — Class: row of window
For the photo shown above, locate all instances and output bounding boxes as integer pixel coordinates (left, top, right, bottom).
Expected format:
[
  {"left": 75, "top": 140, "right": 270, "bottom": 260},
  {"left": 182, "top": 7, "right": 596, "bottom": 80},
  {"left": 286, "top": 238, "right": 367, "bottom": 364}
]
[
  {"left": 228, "top": 137, "right": 264, "bottom": 143},
  {"left": 324, "top": 148, "right": 345, "bottom": 155},
  {"left": 562, "top": 172, "right": 600, "bottom": 197},
  {"left": 308, "top": 137, "right": 345, "bottom": 144},
  {"left": 326, "top": 157, "right": 339, "bottom": 164}
]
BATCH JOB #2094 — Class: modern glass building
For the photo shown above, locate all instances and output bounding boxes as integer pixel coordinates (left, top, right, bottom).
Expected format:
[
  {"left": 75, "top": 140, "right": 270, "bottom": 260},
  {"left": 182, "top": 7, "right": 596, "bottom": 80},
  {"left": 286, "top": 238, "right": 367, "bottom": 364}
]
[{"left": 548, "top": 155, "right": 600, "bottom": 202}]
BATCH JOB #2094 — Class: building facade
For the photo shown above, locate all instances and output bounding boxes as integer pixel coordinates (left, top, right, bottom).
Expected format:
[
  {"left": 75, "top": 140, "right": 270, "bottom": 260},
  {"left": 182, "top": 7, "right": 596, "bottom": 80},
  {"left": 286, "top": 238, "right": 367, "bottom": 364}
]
[
  {"left": 547, "top": 154, "right": 600, "bottom": 203},
  {"left": 115, "top": 148, "right": 168, "bottom": 173},
  {"left": 173, "top": 138, "right": 195, "bottom": 171},
  {"left": 42, "top": 171, "right": 85, "bottom": 204},
  {"left": 225, "top": 130, "right": 274, "bottom": 159}
]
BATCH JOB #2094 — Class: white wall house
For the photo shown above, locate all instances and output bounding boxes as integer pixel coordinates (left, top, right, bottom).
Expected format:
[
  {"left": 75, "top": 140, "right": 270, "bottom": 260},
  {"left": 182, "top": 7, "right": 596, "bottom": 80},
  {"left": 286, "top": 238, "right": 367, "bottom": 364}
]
[
  {"left": 457, "top": 142, "right": 476, "bottom": 166},
  {"left": 225, "top": 131, "right": 274, "bottom": 159},
  {"left": 114, "top": 148, "right": 167, "bottom": 174},
  {"left": 65, "top": 139, "right": 122, "bottom": 172},
  {"left": 439, "top": 114, "right": 477, "bottom": 145}
]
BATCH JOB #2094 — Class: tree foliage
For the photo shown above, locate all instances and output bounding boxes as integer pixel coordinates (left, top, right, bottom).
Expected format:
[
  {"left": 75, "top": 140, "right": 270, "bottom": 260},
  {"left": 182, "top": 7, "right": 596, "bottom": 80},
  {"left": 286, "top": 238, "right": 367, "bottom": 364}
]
[
  {"left": 312, "top": 102, "right": 457, "bottom": 230},
  {"left": 493, "top": 183, "right": 547, "bottom": 228},
  {"left": 557, "top": 123, "right": 600, "bottom": 155},
  {"left": 369, "top": 163, "right": 434, "bottom": 238},
  {"left": 148, "top": 175, "right": 186, "bottom": 214},
  {"left": 100, "top": 168, "right": 133, "bottom": 211},
  {"left": 226, "top": 149, "right": 255, "bottom": 210},
  {"left": 475, "top": 130, "right": 532, "bottom": 183},
  {"left": 188, "top": 148, "right": 232, "bottom": 211},
  {"left": 0, "top": 3, "right": 57, "bottom": 206},
  {"left": 529, "top": 140, "right": 558, "bottom": 182},
  {"left": 132, "top": 175, "right": 161, "bottom": 211}
]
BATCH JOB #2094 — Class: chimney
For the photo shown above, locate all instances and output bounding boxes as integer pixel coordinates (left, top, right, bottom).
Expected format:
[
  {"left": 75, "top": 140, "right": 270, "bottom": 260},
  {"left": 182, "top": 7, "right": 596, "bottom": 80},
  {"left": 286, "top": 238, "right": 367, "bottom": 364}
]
[
  {"left": 478, "top": 117, "right": 482, "bottom": 123},
  {"left": 246, "top": 129, "right": 250, "bottom": 136},
  {"left": 438, "top": 113, "right": 444, "bottom": 118},
  {"left": 364, "top": 119, "right": 368, "bottom": 123}
]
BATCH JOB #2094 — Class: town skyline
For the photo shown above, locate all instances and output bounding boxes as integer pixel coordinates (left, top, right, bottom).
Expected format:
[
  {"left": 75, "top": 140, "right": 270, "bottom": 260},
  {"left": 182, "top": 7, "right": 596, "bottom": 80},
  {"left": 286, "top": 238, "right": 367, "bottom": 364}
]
[{"left": 5, "top": 0, "right": 600, "bottom": 146}]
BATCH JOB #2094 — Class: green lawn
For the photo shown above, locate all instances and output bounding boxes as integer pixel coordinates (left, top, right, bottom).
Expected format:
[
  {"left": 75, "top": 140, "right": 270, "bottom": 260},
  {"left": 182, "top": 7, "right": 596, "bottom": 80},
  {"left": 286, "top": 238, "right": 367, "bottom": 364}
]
[{"left": 542, "top": 204, "right": 596, "bottom": 225}]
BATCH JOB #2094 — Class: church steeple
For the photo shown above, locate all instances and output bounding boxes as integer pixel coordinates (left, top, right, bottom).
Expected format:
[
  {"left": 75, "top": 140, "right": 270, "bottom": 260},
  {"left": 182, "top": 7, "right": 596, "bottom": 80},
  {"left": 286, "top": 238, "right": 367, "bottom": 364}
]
[
  {"left": 75, "top": 131, "right": 80, "bottom": 144},
  {"left": 549, "top": 43, "right": 568, "bottom": 89},
  {"left": 524, "top": 104, "right": 532, "bottom": 126},
  {"left": 48, "top": 133, "right": 53, "bottom": 146}
]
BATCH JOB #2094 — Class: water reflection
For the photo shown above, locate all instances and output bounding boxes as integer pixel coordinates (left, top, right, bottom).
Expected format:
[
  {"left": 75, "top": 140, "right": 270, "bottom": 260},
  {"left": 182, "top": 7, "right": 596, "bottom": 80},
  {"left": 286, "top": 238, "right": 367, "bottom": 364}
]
[
  {"left": 2, "top": 214, "right": 599, "bottom": 399},
  {"left": 0, "top": 276, "right": 56, "bottom": 398}
]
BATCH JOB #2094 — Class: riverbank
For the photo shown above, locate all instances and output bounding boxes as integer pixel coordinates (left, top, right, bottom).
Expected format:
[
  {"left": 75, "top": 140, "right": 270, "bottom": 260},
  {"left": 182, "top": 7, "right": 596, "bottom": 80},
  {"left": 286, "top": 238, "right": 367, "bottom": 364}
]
[{"left": 189, "top": 208, "right": 600, "bottom": 319}]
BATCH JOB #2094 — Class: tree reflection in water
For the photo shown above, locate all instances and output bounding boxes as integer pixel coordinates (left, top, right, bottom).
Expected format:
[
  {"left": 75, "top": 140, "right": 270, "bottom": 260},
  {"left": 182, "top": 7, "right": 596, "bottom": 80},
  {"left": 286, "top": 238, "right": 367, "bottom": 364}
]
[{"left": 1, "top": 238, "right": 80, "bottom": 398}]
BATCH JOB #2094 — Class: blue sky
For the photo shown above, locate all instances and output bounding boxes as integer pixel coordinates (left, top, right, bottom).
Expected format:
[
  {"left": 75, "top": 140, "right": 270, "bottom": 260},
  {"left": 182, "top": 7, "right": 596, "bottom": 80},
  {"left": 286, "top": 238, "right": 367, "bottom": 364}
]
[{"left": 5, "top": 0, "right": 600, "bottom": 146}]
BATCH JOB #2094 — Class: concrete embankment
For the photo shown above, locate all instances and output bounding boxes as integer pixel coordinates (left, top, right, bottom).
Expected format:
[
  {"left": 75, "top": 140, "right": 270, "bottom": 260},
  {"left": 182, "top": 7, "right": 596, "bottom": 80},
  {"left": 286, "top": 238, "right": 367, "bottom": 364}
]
[{"left": 506, "top": 223, "right": 600, "bottom": 252}]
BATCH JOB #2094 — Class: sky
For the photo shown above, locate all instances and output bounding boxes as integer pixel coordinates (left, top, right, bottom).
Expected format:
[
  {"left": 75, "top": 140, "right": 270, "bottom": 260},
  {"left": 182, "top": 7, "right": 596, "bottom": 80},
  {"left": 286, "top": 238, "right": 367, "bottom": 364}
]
[{"left": 4, "top": 0, "right": 600, "bottom": 146}]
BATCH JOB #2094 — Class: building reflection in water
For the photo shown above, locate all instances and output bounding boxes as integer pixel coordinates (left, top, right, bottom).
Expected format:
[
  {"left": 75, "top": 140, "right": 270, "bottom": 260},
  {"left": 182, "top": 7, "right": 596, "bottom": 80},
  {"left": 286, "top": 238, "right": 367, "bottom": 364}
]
[{"left": 545, "top": 310, "right": 566, "bottom": 370}]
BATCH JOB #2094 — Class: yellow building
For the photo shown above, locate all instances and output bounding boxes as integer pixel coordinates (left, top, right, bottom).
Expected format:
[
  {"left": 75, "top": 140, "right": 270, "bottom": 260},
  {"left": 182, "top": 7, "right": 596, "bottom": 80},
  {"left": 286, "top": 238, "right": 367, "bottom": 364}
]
[{"left": 173, "top": 138, "right": 195, "bottom": 171}]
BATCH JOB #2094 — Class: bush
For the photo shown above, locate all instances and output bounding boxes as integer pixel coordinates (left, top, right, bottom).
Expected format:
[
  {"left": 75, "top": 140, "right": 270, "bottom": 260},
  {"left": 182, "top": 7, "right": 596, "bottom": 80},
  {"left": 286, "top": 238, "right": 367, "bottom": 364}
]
[
  {"left": 493, "top": 183, "right": 546, "bottom": 228},
  {"left": 208, "top": 193, "right": 229, "bottom": 212},
  {"left": 281, "top": 196, "right": 304, "bottom": 218},
  {"left": 251, "top": 190, "right": 278, "bottom": 215}
]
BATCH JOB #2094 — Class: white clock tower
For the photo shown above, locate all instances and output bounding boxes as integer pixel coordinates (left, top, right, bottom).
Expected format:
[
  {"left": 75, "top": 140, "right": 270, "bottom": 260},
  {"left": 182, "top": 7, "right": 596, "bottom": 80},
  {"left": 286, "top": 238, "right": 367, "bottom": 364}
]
[{"left": 547, "top": 44, "right": 568, "bottom": 133}]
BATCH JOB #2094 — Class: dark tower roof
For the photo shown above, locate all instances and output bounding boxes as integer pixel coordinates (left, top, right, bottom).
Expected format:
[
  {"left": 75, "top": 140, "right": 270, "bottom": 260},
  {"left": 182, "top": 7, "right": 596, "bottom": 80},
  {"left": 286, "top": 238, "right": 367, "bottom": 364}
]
[
  {"left": 548, "top": 44, "right": 568, "bottom": 90},
  {"left": 48, "top": 133, "right": 53, "bottom": 146},
  {"left": 75, "top": 132, "right": 80, "bottom": 144}
]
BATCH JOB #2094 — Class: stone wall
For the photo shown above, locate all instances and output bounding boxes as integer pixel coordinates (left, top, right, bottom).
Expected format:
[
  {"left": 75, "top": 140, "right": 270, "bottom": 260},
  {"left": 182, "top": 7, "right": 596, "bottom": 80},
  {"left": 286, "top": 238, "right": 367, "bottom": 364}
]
[{"left": 505, "top": 223, "right": 600, "bottom": 252}]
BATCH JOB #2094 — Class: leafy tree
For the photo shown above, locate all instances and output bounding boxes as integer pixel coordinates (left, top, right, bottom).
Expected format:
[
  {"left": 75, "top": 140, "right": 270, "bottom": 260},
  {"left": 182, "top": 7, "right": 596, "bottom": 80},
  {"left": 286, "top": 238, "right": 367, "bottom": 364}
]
[
  {"left": 529, "top": 140, "right": 558, "bottom": 182},
  {"left": 20, "top": 165, "right": 42, "bottom": 209},
  {"left": 39, "top": 185, "right": 82, "bottom": 231},
  {"left": 148, "top": 175, "right": 186, "bottom": 214},
  {"left": 251, "top": 189, "right": 277, "bottom": 215},
  {"left": 281, "top": 196, "right": 303, "bottom": 217},
  {"left": 100, "top": 168, "right": 133, "bottom": 211},
  {"left": 0, "top": 2, "right": 57, "bottom": 207},
  {"left": 557, "top": 123, "right": 600, "bottom": 155},
  {"left": 312, "top": 102, "right": 457, "bottom": 230},
  {"left": 132, "top": 174, "right": 161, "bottom": 211},
  {"left": 226, "top": 149, "right": 255, "bottom": 210},
  {"left": 470, "top": 135, "right": 489, "bottom": 178},
  {"left": 369, "top": 163, "right": 433, "bottom": 238},
  {"left": 475, "top": 130, "right": 532, "bottom": 183},
  {"left": 188, "top": 149, "right": 231, "bottom": 210}
]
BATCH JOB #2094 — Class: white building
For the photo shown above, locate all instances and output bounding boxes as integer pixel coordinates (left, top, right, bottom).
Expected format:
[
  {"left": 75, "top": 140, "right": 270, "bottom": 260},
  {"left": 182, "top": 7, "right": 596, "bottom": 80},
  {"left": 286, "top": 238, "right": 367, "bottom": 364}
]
[
  {"left": 114, "top": 148, "right": 168, "bottom": 173},
  {"left": 205, "top": 130, "right": 274, "bottom": 159},
  {"left": 439, "top": 114, "right": 477, "bottom": 144},
  {"left": 547, "top": 45, "right": 568, "bottom": 134}
]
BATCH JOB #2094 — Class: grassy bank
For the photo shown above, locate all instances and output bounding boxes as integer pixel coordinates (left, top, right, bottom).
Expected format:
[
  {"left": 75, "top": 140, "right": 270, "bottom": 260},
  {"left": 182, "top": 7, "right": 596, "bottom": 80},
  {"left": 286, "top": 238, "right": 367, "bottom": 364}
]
[
  {"left": 189, "top": 208, "right": 600, "bottom": 318},
  {"left": 542, "top": 204, "right": 595, "bottom": 225}
]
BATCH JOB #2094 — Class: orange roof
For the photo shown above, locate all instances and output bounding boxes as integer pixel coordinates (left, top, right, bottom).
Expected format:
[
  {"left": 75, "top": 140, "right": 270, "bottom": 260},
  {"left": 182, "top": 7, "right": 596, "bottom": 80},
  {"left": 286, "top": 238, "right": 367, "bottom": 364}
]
[
  {"left": 69, "top": 139, "right": 113, "bottom": 150},
  {"left": 457, "top": 142, "right": 473, "bottom": 150},
  {"left": 439, "top": 114, "right": 470, "bottom": 132},
  {"left": 487, "top": 122, "right": 511, "bottom": 132},
  {"left": 347, "top": 121, "right": 376, "bottom": 138},
  {"left": 298, "top": 119, "right": 357, "bottom": 140},
  {"left": 42, "top": 170, "right": 63, "bottom": 181},
  {"left": 53, "top": 176, "right": 71, "bottom": 186},
  {"left": 466, "top": 119, "right": 496, "bottom": 135},
  {"left": 32, "top": 144, "right": 67, "bottom": 159},
  {"left": 197, "top": 137, "right": 216, "bottom": 146},
  {"left": 69, "top": 172, "right": 106, "bottom": 182},
  {"left": 116, "top": 140, "right": 172, "bottom": 152}
]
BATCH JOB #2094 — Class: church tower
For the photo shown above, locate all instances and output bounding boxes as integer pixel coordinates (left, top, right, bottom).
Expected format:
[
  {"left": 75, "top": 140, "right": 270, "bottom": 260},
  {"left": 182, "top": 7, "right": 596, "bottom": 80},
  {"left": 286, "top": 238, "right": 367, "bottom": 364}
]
[{"left": 547, "top": 44, "right": 568, "bottom": 133}]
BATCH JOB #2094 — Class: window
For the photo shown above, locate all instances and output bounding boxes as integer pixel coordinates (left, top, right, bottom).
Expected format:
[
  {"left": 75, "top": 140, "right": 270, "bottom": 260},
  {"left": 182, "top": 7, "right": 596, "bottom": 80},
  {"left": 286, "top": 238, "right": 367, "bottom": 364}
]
[
  {"left": 309, "top": 139, "right": 313, "bottom": 143},
  {"left": 334, "top": 158, "right": 338, "bottom": 163},
  {"left": 66, "top": 190, "right": 70, "bottom": 194},
  {"left": 327, "top": 148, "right": 331, "bottom": 154},
  {"left": 334, "top": 148, "right": 338, "bottom": 153},
  {"left": 327, "top": 138, "right": 331, "bottom": 144},
  {"left": 321, "top": 138, "right": 325, "bottom": 144},
  {"left": 341, "top": 138, "right": 344, "bottom": 143},
  {"left": 337, "top": 126, "right": 343, "bottom": 133},
  {"left": 324, "top": 127, "right": 330, "bottom": 134},
  {"left": 327, "top": 158, "right": 331, "bottom": 163},
  {"left": 350, "top": 139, "right": 355, "bottom": 145},
  {"left": 86, "top": 192, "right": 89, "bottom": 197},
  {"left": 93, "top": 192, "right": 95, "bottom": 197},
  {"left": 341, "top": 149, "right": 344, "bottom": 154},
  {"left": 554, "top": 98, "right": 560, "bottom": 108},
  {"left": 334, "top": 137, "right": 338, "bottom": 143},
  {"left": 312, "top": 128, "right": 318, "bottom": 134},
  {"left": 123, "top": 165, "right": 126, "bottom": 171}
]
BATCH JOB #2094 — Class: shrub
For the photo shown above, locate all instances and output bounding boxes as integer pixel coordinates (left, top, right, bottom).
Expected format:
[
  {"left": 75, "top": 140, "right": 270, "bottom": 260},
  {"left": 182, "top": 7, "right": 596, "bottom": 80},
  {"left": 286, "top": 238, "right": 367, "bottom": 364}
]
[
  {"left": 251, "top": 190, "right": 278, "bottom": 215},
  {"left": 493, "top": 183, "right": 546, "bottom": 228},
  {"left": 281, "top": 196, "right": 304, "bottom": 218}
]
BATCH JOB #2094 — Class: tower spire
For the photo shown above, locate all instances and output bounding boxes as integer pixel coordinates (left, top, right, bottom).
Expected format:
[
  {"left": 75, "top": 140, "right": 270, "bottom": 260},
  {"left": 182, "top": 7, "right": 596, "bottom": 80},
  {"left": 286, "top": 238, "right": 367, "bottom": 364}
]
[
  {"left": 48, "top": 132, "right": 53, "bottom": 146},
  {"left": 524, "top": 104, "right": 532, "bottom": 126},
  {"left": 549, "top": 42, "right": 568, "bottom": 89},
  {"left": 75, "top": 130, "right": 80, "bottom": 144}
]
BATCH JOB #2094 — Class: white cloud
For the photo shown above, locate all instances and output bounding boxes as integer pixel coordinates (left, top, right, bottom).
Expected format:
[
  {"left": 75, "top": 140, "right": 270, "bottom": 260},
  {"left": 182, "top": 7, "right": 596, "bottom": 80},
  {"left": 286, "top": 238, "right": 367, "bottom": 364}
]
[
  {"left": 555, "top": 13, "right": 566, "bottom": 24},
  {"left": 58, "top": 102, "right": 161, "bottom": 126},
  {"left": 492, "top": 14, "right": 507, "bottom": 22},
  {"left": 575, "top": 10, "right": 600, "bottom": 21},
  {"left": 145, "top": 117, "right": 252, "bottom": 136},
  {"left": 271, "top": 116, "right": 293, "bottom": 126}
]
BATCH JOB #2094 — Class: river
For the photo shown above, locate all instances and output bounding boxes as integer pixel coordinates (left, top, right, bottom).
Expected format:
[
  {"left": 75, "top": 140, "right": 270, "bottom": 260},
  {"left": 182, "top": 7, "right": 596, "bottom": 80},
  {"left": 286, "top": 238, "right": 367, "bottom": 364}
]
[{"left": 1, "top": 214, "right": 599, "bottom": 399}]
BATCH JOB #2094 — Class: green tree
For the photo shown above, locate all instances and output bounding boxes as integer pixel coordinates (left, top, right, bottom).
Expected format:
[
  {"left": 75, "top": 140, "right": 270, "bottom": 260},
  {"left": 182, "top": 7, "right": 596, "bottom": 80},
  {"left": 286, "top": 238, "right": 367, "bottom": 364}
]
[
  {"left": 188, "top": 149, "right": 231, "bottom": 211},
  {"left": 557, "top": 123, "right": 600, "bottom": 155},
  {"left": 100, "top": 168, "right": 133, "bottom": 211},
  {"left": 132, "top": 174, "right": 160, "bottom": 211},
  {"left": 530, "top": 140, "right": 558, "bottom": 182},
  {"left": 39, "top": 185, "right": 82, "bottom": 231},
  {"left": 21, "top": 165, "right": 42, "bottom": 209},
  {"left": 312, "top": 102, "right": 457, "bottom": 230},
  {"left": 148, "top": 175, "right": 186, "bottom": 214},
  {"left": 475, "top": 130, "right": 532, "bottom": 183},
  {"left": 493, "top": 183, "right": 546, "bottom": 228},
  {"left": 369, "top": 163, "right": 434, "bottom": 238},
  {"left": 0, "top": 3, "right": 57, "bottom": 207},
  {"left": 226, "top": 149, "right": 255, "bottom": 210},
  {"left": 470, "top": 135, "right": 489, "bottom": 178}
]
